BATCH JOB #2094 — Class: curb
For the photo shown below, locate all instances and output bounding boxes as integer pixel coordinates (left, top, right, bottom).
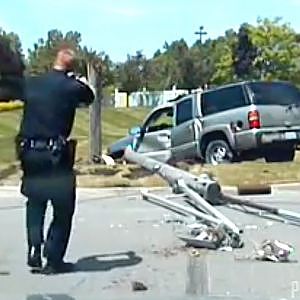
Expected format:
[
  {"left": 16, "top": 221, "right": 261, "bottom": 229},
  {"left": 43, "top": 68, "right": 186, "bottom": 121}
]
[{"left": 0, "top": 182, "right": 300, "bottom": 193}]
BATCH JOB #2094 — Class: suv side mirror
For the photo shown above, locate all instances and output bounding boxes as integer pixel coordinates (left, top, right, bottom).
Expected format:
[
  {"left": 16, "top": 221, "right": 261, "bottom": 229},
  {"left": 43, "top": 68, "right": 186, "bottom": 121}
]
[{"left": 129, "top": 126, "right": 141, "bottom": 136}]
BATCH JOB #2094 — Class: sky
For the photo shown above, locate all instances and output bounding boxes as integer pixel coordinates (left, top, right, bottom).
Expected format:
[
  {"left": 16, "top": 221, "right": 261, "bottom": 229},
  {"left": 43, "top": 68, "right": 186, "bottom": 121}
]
[{"left": 1, "top": 0, "right": 300, "bottom": 62}]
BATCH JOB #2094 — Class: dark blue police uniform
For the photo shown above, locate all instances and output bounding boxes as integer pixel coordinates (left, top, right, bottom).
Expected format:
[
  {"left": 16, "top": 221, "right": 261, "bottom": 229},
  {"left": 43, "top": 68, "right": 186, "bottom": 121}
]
[{"left": 16, "top": 69, "right": 94, "bottom": 272}]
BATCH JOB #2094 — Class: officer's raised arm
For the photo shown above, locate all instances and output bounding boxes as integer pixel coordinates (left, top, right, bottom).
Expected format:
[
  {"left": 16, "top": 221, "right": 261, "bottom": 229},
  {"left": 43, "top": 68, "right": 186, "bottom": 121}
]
[{"left": 73, "top": 75, "right": 95, "bottom": 106}]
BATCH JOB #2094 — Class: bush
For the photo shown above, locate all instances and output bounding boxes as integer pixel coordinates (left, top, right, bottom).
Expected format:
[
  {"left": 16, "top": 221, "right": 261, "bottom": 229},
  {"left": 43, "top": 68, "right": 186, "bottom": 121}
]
[{"left": 0, "top": 100, "right": 23, "bottom": 112}]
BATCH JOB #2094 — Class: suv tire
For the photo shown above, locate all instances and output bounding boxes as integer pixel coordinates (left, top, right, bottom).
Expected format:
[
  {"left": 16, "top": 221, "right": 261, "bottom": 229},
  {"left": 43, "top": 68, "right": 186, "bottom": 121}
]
[
  {"left": 205, "top": 139, "right": 234, "bottom": 165},
  {"left": 264, "top": 147, "right": 295, "bottom": 163}
]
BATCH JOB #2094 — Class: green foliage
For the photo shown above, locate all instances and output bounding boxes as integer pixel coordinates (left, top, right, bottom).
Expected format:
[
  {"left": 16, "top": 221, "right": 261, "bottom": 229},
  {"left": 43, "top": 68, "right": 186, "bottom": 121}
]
[
  {"left": 210, "top": 31, "right": 237, "bottom": 84},
  {"left": 248, "top": 18, "right": 300, "bottom": 81},
  {"left": 4, "top": 17, "right": 300, "bottom": 94},
  {"left": 27, "top": 29, "right": 114, "bottom": 88},
  {"left": 233, "top": 23, "right": 258, "bottom": 80},
  {"left": 0, "top": 28, "right": 25, "bottom": 100},
  {"left": 27, "top": 29, "right": 82, "bottom": 75}
]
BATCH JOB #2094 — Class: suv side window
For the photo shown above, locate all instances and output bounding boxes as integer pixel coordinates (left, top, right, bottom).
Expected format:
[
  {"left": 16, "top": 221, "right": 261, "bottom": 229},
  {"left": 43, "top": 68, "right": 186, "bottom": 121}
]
[
  {"left": 144, "top": 107, "right": 174, "bottom": 133},
  {"left": 176, "top": 97, "right": 193, "bottom": 125},
  {"left": 201, "top": 85, "right": 246, "bottom": 116}
]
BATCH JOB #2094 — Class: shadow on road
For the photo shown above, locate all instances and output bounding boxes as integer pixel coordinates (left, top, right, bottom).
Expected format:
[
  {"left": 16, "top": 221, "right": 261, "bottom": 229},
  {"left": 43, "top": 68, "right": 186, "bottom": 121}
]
[{"left": 73, "top": 250, "right": 142, "bottom": 272}]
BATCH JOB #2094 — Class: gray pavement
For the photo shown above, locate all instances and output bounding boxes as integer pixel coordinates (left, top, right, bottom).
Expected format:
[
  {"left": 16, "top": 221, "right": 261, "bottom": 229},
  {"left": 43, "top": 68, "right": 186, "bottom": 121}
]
[{"left": 1, "top": 186, "right": 300, "bottom": 299}]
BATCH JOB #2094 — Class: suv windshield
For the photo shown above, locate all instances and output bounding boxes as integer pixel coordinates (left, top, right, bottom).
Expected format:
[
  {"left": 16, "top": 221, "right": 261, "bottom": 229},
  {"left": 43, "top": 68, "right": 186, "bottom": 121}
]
[{"left": 248, "top": 82, "right": 300, "bottom": 106}]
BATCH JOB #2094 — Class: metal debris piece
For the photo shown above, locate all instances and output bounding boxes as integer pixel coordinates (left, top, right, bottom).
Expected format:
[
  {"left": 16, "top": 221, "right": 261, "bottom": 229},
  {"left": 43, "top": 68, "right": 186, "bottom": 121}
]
[
  {"left": 178, "top": 225, "right": 230, "bottom": 250},
  {"left": 184, "top": 223, "right": 242, "bottom": 249},
  {"left": 0, "top": 271, "right": 10, "bottom": 276},
  {"left": 163, "top": 214, "right": 185, "bottom": 224},
  {"left": 132, "top": 281, "right": 148, "bottom": 291}
]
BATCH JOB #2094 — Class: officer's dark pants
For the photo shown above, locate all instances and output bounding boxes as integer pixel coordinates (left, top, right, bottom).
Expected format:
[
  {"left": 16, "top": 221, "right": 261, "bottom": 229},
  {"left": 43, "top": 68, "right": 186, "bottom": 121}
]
[{"left": 20, "top": 148, "right": 76, "bottom": 265}]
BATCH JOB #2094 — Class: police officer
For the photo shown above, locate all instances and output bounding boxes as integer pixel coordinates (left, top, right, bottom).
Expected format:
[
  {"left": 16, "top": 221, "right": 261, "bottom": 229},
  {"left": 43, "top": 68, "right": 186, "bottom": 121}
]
[{"left": 15, "top": 45, "right": 95, "bottom": 274}]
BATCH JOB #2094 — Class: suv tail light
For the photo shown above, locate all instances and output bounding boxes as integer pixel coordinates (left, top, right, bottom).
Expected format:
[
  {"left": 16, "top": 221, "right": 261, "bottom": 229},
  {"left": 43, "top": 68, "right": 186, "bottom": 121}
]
[{"left": 248, "top": 110, "right": 261, "bottom": 129}]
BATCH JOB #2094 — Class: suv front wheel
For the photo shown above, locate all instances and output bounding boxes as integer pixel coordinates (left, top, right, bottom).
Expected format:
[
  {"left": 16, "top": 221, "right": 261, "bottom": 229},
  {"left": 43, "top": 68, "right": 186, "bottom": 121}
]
[{"left": 204, "top": 139, "right": 234, "bottom": 165}]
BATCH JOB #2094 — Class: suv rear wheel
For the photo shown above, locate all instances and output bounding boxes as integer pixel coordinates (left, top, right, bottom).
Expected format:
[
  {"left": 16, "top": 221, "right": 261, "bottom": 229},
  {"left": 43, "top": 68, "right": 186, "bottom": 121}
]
[
  {"left": 205, "top": 139, "right": 234, "bottom": 165},
  {"left": 264, "top": 147, "right": 295, "bottom": 163}
]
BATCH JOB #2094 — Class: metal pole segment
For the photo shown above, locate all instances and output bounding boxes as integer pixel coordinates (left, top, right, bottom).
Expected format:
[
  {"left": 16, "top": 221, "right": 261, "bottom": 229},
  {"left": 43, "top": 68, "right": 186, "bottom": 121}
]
[
  {"left": 141, "top": 190, "right": 222, "bottom": 226},
  {"left": 222, "top": 194, "right": 300, "bottom": 225},
  {"left": 178, "top": 180, "right": 240, "bottom": 235},
  {"left": 228, "top": 205, "right": 300, "bottom": 227},
  {"left": 124, "top": 148, "right": 221, "bottom": 202},
  {"left": 278, "top": 209, "right": 300, "bottom": 222}
]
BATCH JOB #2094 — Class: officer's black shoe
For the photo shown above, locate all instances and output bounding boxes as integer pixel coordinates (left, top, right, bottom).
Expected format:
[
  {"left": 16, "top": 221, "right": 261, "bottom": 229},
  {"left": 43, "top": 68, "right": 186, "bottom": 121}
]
[
  {"left": 41, "top": 261, "right": 74, "bottom": 275},
  {"left": 27, "top": 247, "right": 42, "bottom": 271}
]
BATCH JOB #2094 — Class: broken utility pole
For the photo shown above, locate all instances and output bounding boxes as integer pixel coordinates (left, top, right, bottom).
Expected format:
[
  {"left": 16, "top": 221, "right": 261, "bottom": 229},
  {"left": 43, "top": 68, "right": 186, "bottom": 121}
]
[{"left": 88, "top": 62, "right": 102, "bottom": 163}]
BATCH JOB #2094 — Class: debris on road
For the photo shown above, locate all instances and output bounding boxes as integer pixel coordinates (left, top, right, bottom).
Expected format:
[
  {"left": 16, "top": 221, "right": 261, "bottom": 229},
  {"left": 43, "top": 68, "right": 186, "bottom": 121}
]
[
  {"left": 0, "top": 270, "right": 10, "bottom": 276},
  {"left": 124, "top": 148, "right": 300, "bottom": 253},
  {"left": 255, "top": 239, "right": 295, "bottom": 262},
  {"left": 178, "top": 224, "right": 227, "bottom": 250},
  {"left": 131, "top": 281, "right": 148, "bottom": 291},
  {"left": 244, "top": 224, "right": 258, "bottom": 230},
  {"left": 235, "top": 239, "right": 295, "bottom": 263}
]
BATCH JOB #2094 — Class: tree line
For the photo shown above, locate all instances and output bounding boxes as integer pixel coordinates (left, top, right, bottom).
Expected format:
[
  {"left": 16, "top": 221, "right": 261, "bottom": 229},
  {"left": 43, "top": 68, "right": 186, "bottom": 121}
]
[{"left": 1, "top": 17, "right": 300, "bottom": 100}]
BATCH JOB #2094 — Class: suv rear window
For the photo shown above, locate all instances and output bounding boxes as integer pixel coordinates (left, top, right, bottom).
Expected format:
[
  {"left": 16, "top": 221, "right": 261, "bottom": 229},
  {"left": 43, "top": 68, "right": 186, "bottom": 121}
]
[
  {"left": 248, "top": 82, "right": 300, "bottom": 106},
  {"left": 201, "top": 85, "right": 246, "bottom": 116}
]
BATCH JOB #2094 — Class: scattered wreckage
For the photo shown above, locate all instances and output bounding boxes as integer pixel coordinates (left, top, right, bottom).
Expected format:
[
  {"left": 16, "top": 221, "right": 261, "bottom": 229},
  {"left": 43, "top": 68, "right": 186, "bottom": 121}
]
[{"left": 124, "top": 148, "right": 299, "bottom": 262}]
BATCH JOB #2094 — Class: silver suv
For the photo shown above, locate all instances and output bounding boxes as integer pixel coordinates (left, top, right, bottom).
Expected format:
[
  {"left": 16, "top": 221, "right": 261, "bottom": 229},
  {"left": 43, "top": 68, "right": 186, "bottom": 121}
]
[{"left": 108, "top": 81, "right": 300, "bottom": 164}]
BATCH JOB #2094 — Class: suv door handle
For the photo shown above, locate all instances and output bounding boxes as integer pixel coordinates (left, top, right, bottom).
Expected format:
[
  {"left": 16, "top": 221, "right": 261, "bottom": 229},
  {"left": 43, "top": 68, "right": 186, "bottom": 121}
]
[{"left": 158, "top": 133, "right": 170, "bottom": 138}]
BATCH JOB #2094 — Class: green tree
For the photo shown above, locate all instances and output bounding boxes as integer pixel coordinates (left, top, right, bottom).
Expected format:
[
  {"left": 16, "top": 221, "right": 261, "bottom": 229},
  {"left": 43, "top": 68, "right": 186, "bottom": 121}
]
[
  {"left": 27, "top": 29, "right": 82, "bottom": 75},
  {"left": 249, "top": 18, "right": 300, "bottom": 81},
  {"left": 27, "top": 29, "right": 114, "bottom": 87},
  {"left": 0, "top": 28, "right": 25, "bottom": 100},
  {"left": 210, "top": 30, "right": 237, "bottom": 85},
  {"left": 233, "top": 23, "right": 258, "bottom": 80},
  {"left": 116, "top": 50, "right": 151, "bottom": 92}
]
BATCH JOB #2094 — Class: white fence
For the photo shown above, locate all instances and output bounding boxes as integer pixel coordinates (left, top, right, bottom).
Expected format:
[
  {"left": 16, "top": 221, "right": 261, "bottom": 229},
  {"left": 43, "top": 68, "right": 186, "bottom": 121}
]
[{"left": 113, "top": 86, "right": 195, "bottom": 108}]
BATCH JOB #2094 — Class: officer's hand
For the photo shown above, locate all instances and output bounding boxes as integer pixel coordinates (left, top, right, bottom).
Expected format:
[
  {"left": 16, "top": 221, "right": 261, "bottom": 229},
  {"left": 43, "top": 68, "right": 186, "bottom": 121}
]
[
  {"left": 78, "top": 76, "right": 96, "bottom": 96},
  {"left": 76, "top": 75, "right": 89, "bottom": 86},
  {"left": 67, "top": 72, "right": 96, "bottom": 96}
]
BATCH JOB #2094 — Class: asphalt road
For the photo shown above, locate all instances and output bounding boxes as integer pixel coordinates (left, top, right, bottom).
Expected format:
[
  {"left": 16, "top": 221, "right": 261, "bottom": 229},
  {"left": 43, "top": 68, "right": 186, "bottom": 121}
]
[{"left": 1, "top": 185, "right": 300, "bottom": 300}]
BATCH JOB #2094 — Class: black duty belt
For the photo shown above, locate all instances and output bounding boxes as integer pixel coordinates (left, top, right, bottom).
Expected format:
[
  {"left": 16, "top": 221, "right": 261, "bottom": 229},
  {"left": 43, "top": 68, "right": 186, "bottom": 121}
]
[{"left": 19, "top": 137, "right": 67, "bottom": 151}]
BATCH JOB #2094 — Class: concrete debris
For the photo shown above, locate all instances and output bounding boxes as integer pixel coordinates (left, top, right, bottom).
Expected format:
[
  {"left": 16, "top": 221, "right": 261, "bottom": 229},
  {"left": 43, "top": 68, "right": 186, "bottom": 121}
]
[
  {"left": 219, "top": 246, "right": 233, "bottom": 252},
  {"left": 264, "top": 221, "right": 274, "bottom": 228},
  {"left": 235, "top": 239, "right": 295, "bottom": 263},
  {"left": 101, "top": 154, "right": 115, "bottom": 166},
  {"left": 244, "top": 225, "right": 258, "bottom": 230},
  {"left": 131, "top": 281, "right": 148, "bottom": 291},
  {"left": 254, "top": 239, "right": 295, "bottom": 262}
]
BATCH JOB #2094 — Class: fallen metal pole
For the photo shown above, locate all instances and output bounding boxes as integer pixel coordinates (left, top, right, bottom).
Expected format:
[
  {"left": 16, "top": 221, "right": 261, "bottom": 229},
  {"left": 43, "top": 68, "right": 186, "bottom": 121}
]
[
  {"left": 124, "top": 148, "right": 221, "bottom": 203},
  {"left": 124, "top": 148, "right": 300, "bottom": 229}
]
